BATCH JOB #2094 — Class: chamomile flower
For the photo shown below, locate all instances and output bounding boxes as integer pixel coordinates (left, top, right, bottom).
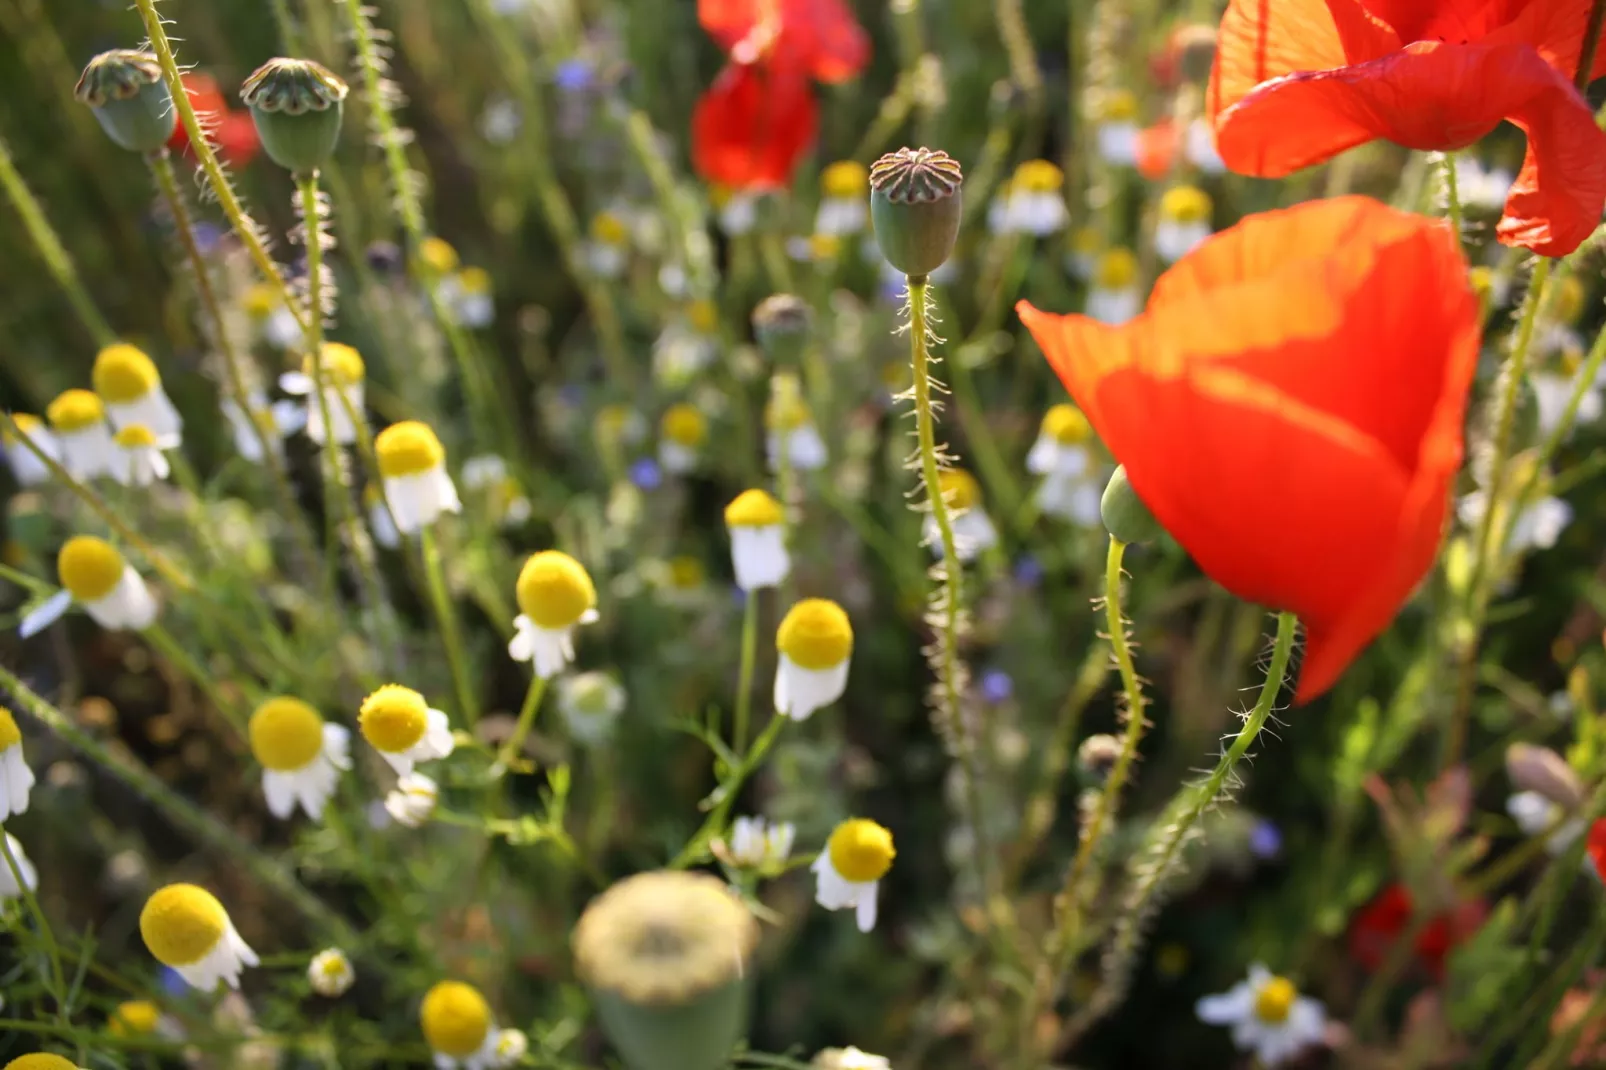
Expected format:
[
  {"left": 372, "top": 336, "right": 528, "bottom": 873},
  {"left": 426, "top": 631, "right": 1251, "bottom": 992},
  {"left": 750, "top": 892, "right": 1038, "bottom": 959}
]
[
  {"left": 385, "top": 772, "right": 440, "bottom": 827},
  {"left": 20, "top": 536, "right": 157, "bottom": 637},
  {"left": 460, "top": 455, "right": 532, "bottom": 526},
  {"left": 244, "top": 284, "right": 305, "bottom": 350},
  {"left": 1085, "top": 248, "right": 1141, "bottom": 325},
  {"left": 359, "top": 684, "right": 455, "bottom": 776},
  {"left": 442, "top": 267, "right": 495, "bottom": 328},
  {"left": 509, "top": 551, "right": 598, "bottom": 678},
  {"left": 2, "top": 414, "right": 58, "bottom": 486},
  {"left": 3, "top": 1056, "right": 78, "bottom": 1070},
  {"left": 724, "top": 489, "right": 790, "bottom": 591},
  {"left": 557, "top": 671, "right": 627, "bottom": 745},
  {"left": 46, "top": 389, "right": 119, "bottom": 480},
  {"left": 1154, "top": 186, "right": 1213, "bottom": 262},
  {"left": 419, "top": 236, "right": 460, "bottom": 278},
  {"left": 421, "top": 980, "right": 502, "bottom": 1070},
  {"left": 308, "top": 949, "right": 355, "bottom": 997},
  {"left": 492, "top": 1029, "right": 528, "bottom": 1067},
  {"left": 1508, "top": 791, "right": 1587, "bottom": 854},
  {"left": 654, "top": 300, "right": 721, "bottom": 387},
  {"left": 815, "top": 160, "right": 870, "bottom": 236},
  {"left": 584, "top": 211, "right": 630, "bottom": 278},
  {"left": 139, "top": 884, "right": 258, "bottom": 991},
  {"left": 0, "top": 833, "right": 37, "bottom": 899},
  {"left": 766, "top": 392, "right": 827, "bottom": 473},
  {"left": 712, "top": 186, "right": 758, "bottom": 236},
  {"left": 248, "top": 697, "right": 351, "bottom": 822},
  {"left": 107, "top": 1000, "right": 164, "bottom": 1036},
  {"left": 112, "top": 425, "right": 169, "bottom": 487},
  {"left": 774, "top": 598, "right": 852, "bottom": 721},
  {"left": 988, "top": 160, "right": 1068, "bottom": 237},
  {"left": 1094, "top": 89, "right": 1140, "bottom": 165},
  {"left": 811, "top": 818, "right": 895, "bottom": 932},
  {"left": 221, "top": 391, "right": 304, "bottom": 464},
  {"left": 926, "top": 469, "right": 997, "bottom": 561},
  {"left": 92, "top": 344, "right": 182, "bottom": 447},
  {"left": 280, "top": 343, "right": 367, "bottom": 447},
  {"left": 367, "top": 484, "right": 402, "bottom": 550},
  {"left": 813, "top": 1047, "right": 892, "bottom": 1070},
  {"left": 375, "top": 421, "right": 462, "bottom": 534},
  {"left": 728, "top": 816, "right": 796, "bottom": 870},
  {"left": 1195, "top": 965, "right": 1326, "bottom": 1066},
  {"left": 1028, "top": 405, "right": 1104, "bottom": 525},
  {"left": 0, "top": 707, "right": 35, "bottom": 820},
  {"left": 658, "top": 403, "right": 708, "bottom": 475},
  {"left": 1066, "top": 226, "right": 1102, "bottom": 280}
]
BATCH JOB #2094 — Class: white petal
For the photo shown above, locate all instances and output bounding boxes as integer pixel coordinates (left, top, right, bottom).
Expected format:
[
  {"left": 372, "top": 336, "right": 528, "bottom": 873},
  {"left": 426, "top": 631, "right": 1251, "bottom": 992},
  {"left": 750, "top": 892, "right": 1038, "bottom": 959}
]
[
  {"left": 0, "top": 747, "right": 33, "bottom": 820},
  {"left": 263, "top": 771, "right": 297, "bottom": 819},
  {"left": 279, "top": 371, "right": 314, "bottom": 395},
  {"left": 855, "top": 888, "right": 879, "bottom": 932},
  {"left": 19, "top": 590, "right": 71, "bottom": 638},
  {"left": 1196, "top": 983, "right": 1255, "bottom": 1026}
]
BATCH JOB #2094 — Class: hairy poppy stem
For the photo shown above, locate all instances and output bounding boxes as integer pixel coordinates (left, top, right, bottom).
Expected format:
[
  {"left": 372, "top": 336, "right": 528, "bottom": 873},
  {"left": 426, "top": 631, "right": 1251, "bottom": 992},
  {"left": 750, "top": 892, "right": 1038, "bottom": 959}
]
[{"left": 1439, "top": 152, "right": 1463, "bottom": 245}]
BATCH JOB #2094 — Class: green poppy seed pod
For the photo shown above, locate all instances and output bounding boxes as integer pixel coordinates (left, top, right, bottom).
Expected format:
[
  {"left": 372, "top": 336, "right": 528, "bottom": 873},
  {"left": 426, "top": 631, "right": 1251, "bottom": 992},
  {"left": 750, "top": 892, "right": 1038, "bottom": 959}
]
[
  {"left": 869, "top": 147, "right": 963, "bottom": 280},
  {"left": 239, "top": 58, "right": 349, "bottom": 175},
  {"left": 574, "top": 871, "right": 759, "bottom": 1070},
  {"left": 751, "top": 294, "right": 813, "bottom": 365},
  {"left": 74, "top": 50, "right": 174, "bottom": 154},
  {"left": 1101, "top": 464, "right": 1162, "bottom": 545}
]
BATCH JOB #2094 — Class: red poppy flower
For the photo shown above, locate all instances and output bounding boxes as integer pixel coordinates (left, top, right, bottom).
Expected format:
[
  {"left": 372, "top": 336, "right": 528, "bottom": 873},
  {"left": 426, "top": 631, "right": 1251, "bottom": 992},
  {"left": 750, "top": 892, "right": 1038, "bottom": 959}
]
[
  {"left": 698, "top": 0, "right": 869, "bottom": 83},
  {"left": 1208, "top": 0, "right": 1606, "bottom": 257},
  {"left": 1016, "top": 197, "right": 1479, "bottom": 703},
  {"left": 1349, "top": 883, "right": 1488, "bottom": 978},
  {"left": 1135, "top": 119, "right": 1180, "bottom": 180},
  {"left": 692, "top": 62, "right": 818, "bottom": 190},
  {"left": 1586, "top": 817, "right": 1606, "bottom": 880}
]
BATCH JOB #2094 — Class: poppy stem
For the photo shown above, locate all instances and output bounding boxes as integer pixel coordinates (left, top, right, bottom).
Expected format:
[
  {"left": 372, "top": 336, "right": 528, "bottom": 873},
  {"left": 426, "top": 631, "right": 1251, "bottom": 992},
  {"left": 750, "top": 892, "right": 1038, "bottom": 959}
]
[{"left": 1438, "top": 152, "right": 1463, "bottom": 246}]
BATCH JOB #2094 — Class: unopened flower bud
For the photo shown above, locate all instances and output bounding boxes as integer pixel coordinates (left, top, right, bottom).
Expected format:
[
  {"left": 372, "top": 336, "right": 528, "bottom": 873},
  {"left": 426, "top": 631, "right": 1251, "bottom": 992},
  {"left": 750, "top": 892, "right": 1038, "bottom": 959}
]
[
  {"left": 1077, "top": 733, "right": 1123, "bottom": 781},
  {"left": 1101, "top": 465, "right": 1161, "bottom": 545},
  {"left": 74, "top": 51, "right": 174, "bottom": 154},
  {"left": 752, "top": 294, "right": 813, "bottom": 365},
  {"left": 869, "top": 147, "right": 963, "bottom": 280},
  {"left": 239, "top": 58, "right": 349, "bottom": 175},
  {"left": 1506, "top": 742, "right": 1585, "bottom": 811}
]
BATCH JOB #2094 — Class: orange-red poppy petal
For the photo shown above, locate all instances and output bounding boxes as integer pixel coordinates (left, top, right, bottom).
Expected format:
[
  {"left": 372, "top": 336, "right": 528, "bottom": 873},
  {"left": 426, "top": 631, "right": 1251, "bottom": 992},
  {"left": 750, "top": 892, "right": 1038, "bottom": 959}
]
[
  {"left": 698, "top": 0, "right": 869, "bottom": 82},
  {"left": 1215, "top": 40, "right": 1606, "bottom": 256},
  {"left": 1208, "top": 0, "right": 1370, "bottom": 120},
  {"left": 691, "top": 63, "right": 818, "bottom": 191}
]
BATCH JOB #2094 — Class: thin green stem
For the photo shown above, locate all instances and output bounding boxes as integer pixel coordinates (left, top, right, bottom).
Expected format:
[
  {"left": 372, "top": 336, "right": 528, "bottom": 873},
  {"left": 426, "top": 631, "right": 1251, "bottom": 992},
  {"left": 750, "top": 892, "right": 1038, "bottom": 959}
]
[
  {"left": 1440, "top": 152, "right": 1463, "bottom": 245},
  {"left": 671, "top": 713, "right": 788, "bottom": 869},
  {"left": 142, "top": 622, "right": 248, "bottom": 739},
  {"left": 494, "top": 674, "right": 549, "bottom": 773},
  {"left": 420, "top": 527, "right": 478, "bottom": 726},
  {"left": 733, "top": 592, "right": 759, "bottom": 754},
  {"left": 0, "top": 823, "right": 68, "bottom": 1021}
]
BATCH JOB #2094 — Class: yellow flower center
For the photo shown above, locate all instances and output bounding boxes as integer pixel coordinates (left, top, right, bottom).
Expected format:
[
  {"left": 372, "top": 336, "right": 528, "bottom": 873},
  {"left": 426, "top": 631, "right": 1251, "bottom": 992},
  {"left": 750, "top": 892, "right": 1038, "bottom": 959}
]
[
  {"left": 319, "top": 953, "right": 350, "bottom": 978},
  {"left": 1072, "top": 226, "right": 1102, "bottom": 255},
  {"left": 92, "top": 344, "right": 161, "bottom": 404},
  {"left": 776, "top": 598, "right": 852, "bottom": 670},
  {"left": 58, "top": 536, "right": 126, "bottom": 602},
  {"left": 457, "top": 266, "right": 492, "bottom": 296},
  {"left": 5, "top": 1056, "right": 81, "bottom": 1070},
  {"left": 938, "top": 469, "right": 982, "bottom": 512},
  {"left": 1468, "top": 266, "right": 1494, "bottom": 303},
  {"left": 1098, "top": 89, "right": 1138, "bottom": 122},
  {"left": 248, "top": 697, "right": 326, "bottom": 771},
  {"left": 590, "top": 211, "right": 628, "bottom": 245},
  {"left": 724, "top": 488, "right": 784, "bottom": 528},
  {"left": 375, "top": 421, "right": 447, "bottom": 479},
  {"left": 1254, "top": 976, "right": 1297, "bottom": 1024},
  {"left": 1094, "top": 248, "right": 1139, "bottom": 290},
  {"left": 1, "top": 413, "right": 44, "bottom": 446},
  {"left": 243, "top": 283, "right": 277, "bottom": 319},
  {"left": 305, "top": 343, "right": 366, "bottom": 387},
  {"left": 1014, "top": 159, "right": 1064, "bottom": 194},
  {"left": 1042, "top": 404, "right": 1091, "bottom": 445},
  {"left": 419, "top": 236, "right": 460, "bottom": 276},
  {"left": 595, "top": 404, "right": 635, "bottom": 442},
  {"left": 821, "top": 159, "right": 869, "bottom": 199},
  {"left": 827, "top": 819, "right": 895, "bottom": 883},
  {"left": 661, "top": 404, "right": 707, "bottom": 447},
  {"left": 810, "top": 233, "right": 843, "bottom": 260},
  {"left": 359, "top": 684, "right": 429, "bottom": 753},
  {"left": 515, "top": 551, "right": 597, "bottom": 629},
  {"left": 109, "top": 1000, "right": 161, "bottom": 1036},
  {"left": 766, "top": 393, "right": 812, "bottom": 432},
  {"left": 668, "top": 556, "right": 705, "bottom": 589},
  {"left": 114, "top": 425, "right": 159, "bottom": 450},
  {"left": 0, "top": 707, "right": 19, "bottom": 751},
  {"left": 47, "top": 389, "right": 106, "bottom": 433},
  {"left": 686, "top": 299, "right": 719, "bottom": 334},
  {"left": 140, "top": 884, "right": 228, "bottom": 967},
  {"left": 1160, "top": 185, "right": 1212, "bottom": 225},
  {"left": 420, "top": 981, "right": 492, "bottom": 1057}
]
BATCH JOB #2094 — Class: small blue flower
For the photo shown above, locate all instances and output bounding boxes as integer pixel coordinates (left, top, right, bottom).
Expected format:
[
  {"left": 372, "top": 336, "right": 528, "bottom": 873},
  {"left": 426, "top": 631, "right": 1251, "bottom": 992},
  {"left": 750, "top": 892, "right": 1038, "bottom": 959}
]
[
  {"left": 1013, "top": 554, "right": 1043, "bottom": 588},
  {"left": 629, "top": 457, "right": 662, "bottom": 490},
  {"left": 979, "top": 669, "right": 1013, "bottom": 704},
  {"left": 1248, "top": 819, "right": 1282, "bottom": 860},
  {"left": 158, "top": 966, "right": 188, "bottom": 995},
  {"left": 191, "top": 221, "right": 224, "bottom": 255},
  {"left": 553, "top": 58, "right": 594, "bottom": 92}
]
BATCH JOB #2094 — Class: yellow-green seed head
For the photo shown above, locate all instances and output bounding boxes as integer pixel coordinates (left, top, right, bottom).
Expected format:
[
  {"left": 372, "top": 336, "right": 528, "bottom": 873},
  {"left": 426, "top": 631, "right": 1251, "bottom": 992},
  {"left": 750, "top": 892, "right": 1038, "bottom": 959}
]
[
  {"left": 240, "top": 58, "right": 349, "bottom": 175},
  {"left": 74, "top": 51, "right": 173, "bottom": 154}
]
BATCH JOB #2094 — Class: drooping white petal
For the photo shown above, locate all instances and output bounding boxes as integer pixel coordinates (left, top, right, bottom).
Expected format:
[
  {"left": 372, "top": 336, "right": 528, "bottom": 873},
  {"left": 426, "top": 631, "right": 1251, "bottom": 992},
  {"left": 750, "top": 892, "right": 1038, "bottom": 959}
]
[{"left": 19, "top": 590, "right": 72, "bottom": 638}]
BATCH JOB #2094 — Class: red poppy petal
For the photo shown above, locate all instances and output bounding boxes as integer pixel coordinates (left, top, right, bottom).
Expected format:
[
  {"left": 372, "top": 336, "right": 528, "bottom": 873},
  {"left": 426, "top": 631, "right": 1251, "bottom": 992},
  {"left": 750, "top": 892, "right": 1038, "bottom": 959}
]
[
  {"left": 692, "top": 63, "right": 818, "bottom": 191},
  {"left": 698, "top": 0, "right": 868, "bottom": 82},
  {"left": 1208, "top": 0, "right": 1373, "bottom": 121}
]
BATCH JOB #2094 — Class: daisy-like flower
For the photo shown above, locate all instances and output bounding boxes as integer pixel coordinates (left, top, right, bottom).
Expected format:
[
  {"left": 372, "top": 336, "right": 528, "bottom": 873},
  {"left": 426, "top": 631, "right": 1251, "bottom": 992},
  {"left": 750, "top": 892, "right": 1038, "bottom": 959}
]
[
  {"left": 815, "top": 160, "right": 870, "bottom": 236},
  {"left": 248, "top": 697, "right": 351, "bottom": 822},
  {"left": 280, "top": 343, "right": 367, "bottom": 447},
  {"left": 1084, "top": 248, "right": 1142, "bottom": 325},
  {"left": 556, "top": 671, "right": 627, "bottom": 745},
  {"left": 460, "top": 455, "right": 532, "bottom": 527},
  {"left": 1094, "top": 89, "right": 1140, "bottom": 165},
  {"left": 0, "top": 832, "right": 37, "bottom": 900},
  {"left": 4, "top": 1056, "right": 80, "bottom": 1070},
  {"left": 1154, "top": 185, "right": 1213, "bottom": 263},
  {"left": 421, "top": 980, "right": 503, "bottom": 1070},
  {"left": 654, "top": 300, "right": 721, "bottom": 388},
  {"left": 1027, "top": 404, "right": 1104, "bottom": 526},
  {"left": 712, "top": 186, "right": 759, "bottom": 236},
  {"left": 46, "top": 389, "right": 119, "bottom": 480},
  {"left": 988, "top": 160, "right": 1068, "bottom": 237},
  {"left": 492, "top": 1029, "right": 528, "bottom": 1067},
  {"left": 442, "top": 267, "right": 495, "bottom": 328},
  {"left": 112, "top": 425, "right": 170, "bottom": 487},
  {"left": 766, "top": 391, "right": 827, "bottom": 473},
  {"left": 139, "top": 884, "right": 259, "bottom": 991},
  {"left": 926, "top": 469, "right": 998, "bottom": 561},
  {"left": 366, "top": 484, "right": 402, "bottom": 550},
  {"left": 811, "top": 818, "right": 895, "bottom": 932},
  {"left": 107, "top": 1000, "right": 164, "bottom": 1037},
  {"left": 774, "top": 598, "right": 852, "bottom": 720},
  {"left": 724, "top": 489, "right": 790, "bottom": 591},
  {"left": 375, "top": 421, "right": 462, "bottom": 535},
  {"left": 21, "top": 536, "right": 157, "bottom": 637},
  {"left": 812, "top": 1047, "right": 892, "bottom": 1070},
  {"left": 308, "top": 948, "right": 355, "bottom": 997},
  {"left": 2, "top": 414, "right": 58, "bottom": 486},
  {"left": 1507, "top": 790, "right": 1587, "bottom": 855},
  {"left": 385, "top": 772, "right": 440, "bottom": 828},
  {"left": 418, "top": 236, "right": 460, "bottom": 279},
  {"left": 658, "top": 404, "right": 708, "bottom": 475},
  {"left": 1195, "top": 965, "right": 1326, "bottom": 1067},
  {"left": 244, "top": 283, "right": 305, "bottom": 350},
  {"left": 509, "top": 550, "right": 598, "bottom": 678},
  {"left": 583, "top": 211, "right": 631, "bottom": 279},
  {"left": 0, "top": 707, "right": 35, "bottom": 821},
  {"left": 359, "top": 684, "right": 455, "bottom": 776},
  {"left": 93, "top": 344, "right": 182, "bottom": 447},
  {"left": 728, "top": 815, "right": 796, "bottom": 871},
  {"left": 1066, "top": 226, "right": 1102, "bottom": 280},
  {"left": 220, "top": 391, "right": 306, "bottom": 464}
]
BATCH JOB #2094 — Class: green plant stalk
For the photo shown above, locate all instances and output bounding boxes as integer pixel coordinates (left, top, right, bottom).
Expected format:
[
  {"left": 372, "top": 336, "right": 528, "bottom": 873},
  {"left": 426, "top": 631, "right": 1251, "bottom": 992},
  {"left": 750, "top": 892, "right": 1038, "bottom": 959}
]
[
  {"left": 672, "top": 713, "right": 789, "bottom": 869},
  {"left": 421, "top": 526, "right": 479, "bottom": 726},
  {"left": 131, "top": 0, "right": 307, "bottom": 333},
  {"left": 0, "top": 823, "right": 68, "bottom": 1022},
  {"left": 0, "top": 663, "right": 357, "bottom": 945},
  {"left": 297, "top": 170, "right": 348, "bottom": 583},
  {"left": 1440, "top": 151, "right": 1462, "bottom": 242},
  {"left": 0, "top": 134, "right": 115, "bottom": 348},
  {"left": 1507, "top": 305, "right": 1606, "bottom": 527},
  {"left": 733, "top": 590, "right": 759, "bottom": 754},
  {"left": 1056, "top": 610, "right": 1299, "bottom": 1053},
  {"left": 143, "top": 622, "right": 248, "bottom": 739},
  {"left": 495, "top": 674, "right": 549, "bottom": 772},
  {"left": 622, "top": 108, "right": 716, "bottom": 295}
]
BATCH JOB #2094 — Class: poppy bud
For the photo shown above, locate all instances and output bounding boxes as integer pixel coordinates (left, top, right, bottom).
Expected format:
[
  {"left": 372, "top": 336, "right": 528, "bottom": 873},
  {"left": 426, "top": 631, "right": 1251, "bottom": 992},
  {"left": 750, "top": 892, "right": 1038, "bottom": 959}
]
[
  {"left": 239, "top": 58, "right": 349, "bottom": 176},
  {"left": 1506, "top": 742, "right": 1585, "bottom": 811},
  {"left": 869, "top": 147, "right": 963, "bottom": 280},
  {"left": 751, "top": 294, "right": 813, "bottom": 365},
  {"left": 1100, "top": 465, "right": 1161, "bottom": 545},
  {"left": 74, "top": 50, "right": 175, "bottom": 155}
]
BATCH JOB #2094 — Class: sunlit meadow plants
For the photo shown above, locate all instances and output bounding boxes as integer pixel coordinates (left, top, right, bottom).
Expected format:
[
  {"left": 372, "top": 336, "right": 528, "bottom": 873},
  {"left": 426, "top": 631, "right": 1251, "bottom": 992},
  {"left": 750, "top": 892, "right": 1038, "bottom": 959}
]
[{"left": 3, "top": 0, "right": 1606, "bottom": 1067}]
